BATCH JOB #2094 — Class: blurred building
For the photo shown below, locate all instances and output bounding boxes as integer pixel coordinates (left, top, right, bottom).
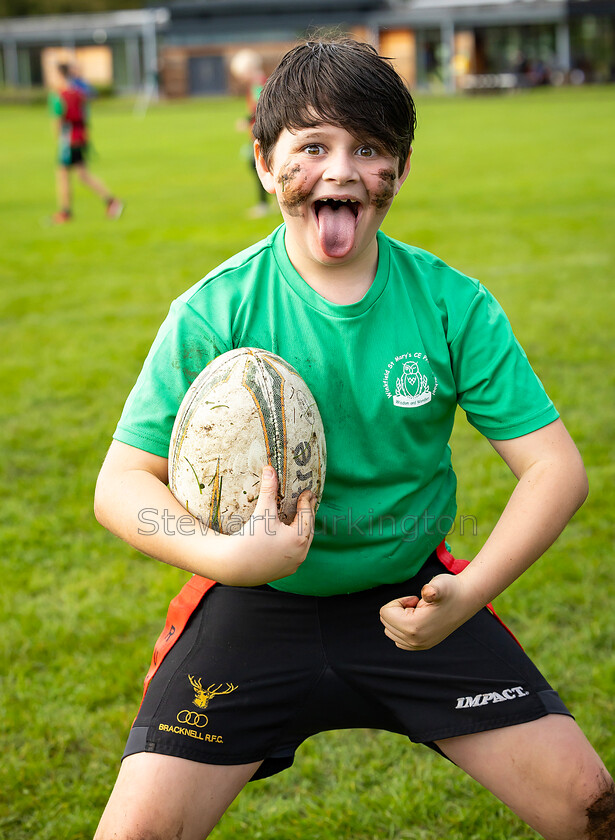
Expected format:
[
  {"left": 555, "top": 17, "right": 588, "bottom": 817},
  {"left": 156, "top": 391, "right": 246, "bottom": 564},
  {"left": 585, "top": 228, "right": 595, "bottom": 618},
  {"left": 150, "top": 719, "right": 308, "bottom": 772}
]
[
  {"left": 1, "top": 0, "right": 614, "bottom": 95},
  {"left": 0, "top": 8, "right": 168, "bottom": 93}
]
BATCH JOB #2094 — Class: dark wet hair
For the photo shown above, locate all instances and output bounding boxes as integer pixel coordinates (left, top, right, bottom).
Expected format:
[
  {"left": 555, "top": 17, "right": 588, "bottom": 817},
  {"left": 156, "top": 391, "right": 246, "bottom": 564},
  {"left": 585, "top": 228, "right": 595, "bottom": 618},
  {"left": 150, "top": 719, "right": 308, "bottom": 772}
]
[{"left": 253, "top": 38, "right": 417, "bottom": 176}]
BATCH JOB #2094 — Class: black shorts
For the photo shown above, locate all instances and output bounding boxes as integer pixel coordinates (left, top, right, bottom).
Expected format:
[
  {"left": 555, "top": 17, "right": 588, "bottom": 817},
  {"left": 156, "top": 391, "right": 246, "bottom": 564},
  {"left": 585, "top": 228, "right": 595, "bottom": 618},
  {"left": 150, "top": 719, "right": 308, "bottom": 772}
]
[
  {"left": 124, "top": 552, "right": 571, "bottom": 780},
  {"left": 60, "top": 144, "right": 88, "bottom": 167}
]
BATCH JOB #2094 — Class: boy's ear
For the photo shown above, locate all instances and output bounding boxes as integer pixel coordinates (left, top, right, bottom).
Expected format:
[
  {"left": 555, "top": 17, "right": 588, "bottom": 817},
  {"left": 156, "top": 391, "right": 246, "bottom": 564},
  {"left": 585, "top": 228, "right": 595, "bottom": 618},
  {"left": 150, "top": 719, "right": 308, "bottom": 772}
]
[
  {"left": 254, "top": 140, "right": 277, "bottom": 195},
  {"left": 396, "top": 147, "right": 413, "bottom": 194}
]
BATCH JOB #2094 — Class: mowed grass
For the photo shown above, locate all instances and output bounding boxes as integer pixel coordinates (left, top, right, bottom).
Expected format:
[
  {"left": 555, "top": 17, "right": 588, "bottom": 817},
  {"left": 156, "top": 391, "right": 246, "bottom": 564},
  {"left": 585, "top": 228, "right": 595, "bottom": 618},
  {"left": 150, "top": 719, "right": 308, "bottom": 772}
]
[{"left": 1, "top": 86, "right": 614, "bottom": 839}]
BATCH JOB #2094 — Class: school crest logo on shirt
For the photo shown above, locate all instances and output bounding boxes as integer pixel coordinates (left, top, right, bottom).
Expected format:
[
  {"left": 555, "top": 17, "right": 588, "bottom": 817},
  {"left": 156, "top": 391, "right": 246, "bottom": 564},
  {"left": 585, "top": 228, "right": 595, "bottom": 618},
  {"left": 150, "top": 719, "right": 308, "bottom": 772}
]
[{"left": 382, "top": 352, "right": 437, "bottom": 408}]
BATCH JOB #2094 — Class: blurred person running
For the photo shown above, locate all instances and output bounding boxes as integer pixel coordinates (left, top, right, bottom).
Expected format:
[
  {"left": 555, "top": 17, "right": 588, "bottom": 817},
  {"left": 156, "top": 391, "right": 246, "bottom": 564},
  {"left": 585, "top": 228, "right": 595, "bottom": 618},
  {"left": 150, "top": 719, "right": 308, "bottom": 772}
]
[
  {"left": 49, "top": 62, "right": 123, "bottom": 224},
  {"left": 230, "top": 49, "right": 274, "bottom": 219}
]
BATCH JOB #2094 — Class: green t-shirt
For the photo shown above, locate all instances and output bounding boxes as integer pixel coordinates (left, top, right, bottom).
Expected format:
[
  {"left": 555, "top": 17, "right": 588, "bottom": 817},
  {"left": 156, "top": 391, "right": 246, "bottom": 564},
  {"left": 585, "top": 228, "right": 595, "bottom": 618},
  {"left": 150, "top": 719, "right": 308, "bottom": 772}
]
[
  {"left": 48, "top": 91, "right": 63, "bottom": 117},
  {"left": 114, "top": 225, "right": 558, "bottom": 595}
]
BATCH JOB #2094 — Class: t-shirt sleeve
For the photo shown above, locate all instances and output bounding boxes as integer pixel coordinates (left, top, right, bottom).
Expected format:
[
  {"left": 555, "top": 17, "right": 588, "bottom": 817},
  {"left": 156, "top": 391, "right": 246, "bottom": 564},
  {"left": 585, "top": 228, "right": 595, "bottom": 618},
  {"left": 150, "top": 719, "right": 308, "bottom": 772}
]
[
  {"left": 450, "top": 282, "right": 559, "bottom": 440},
  {"left": 48, "top": 92, "right": 64, "bottom": 117},
  {"left": 113, "top": 298, "right": 229, "bottom": 457}
]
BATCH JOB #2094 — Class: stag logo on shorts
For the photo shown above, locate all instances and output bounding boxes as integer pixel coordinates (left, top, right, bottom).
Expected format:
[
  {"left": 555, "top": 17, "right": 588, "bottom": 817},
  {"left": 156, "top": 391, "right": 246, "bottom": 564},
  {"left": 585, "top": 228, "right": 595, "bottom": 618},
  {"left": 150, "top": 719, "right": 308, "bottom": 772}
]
[
  {"left": 455, "top": 685, "right": 530, "bottom": 709},
  {"left": 382, "top": 352, "right": 437, "bottom": 408},
  {"left": 158, "top": 675, "right": 239, "bottom": 745},
  {"left": 188, "top": 674, "right": 238, "bottom": 716}
]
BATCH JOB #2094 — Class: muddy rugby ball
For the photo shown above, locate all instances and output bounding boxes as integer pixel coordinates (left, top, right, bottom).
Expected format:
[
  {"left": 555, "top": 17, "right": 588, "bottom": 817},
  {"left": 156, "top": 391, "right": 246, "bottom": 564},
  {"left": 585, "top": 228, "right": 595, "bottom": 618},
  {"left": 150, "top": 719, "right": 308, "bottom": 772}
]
[{"left": 169, "top": 348, "right": 326, "bottom": 534}]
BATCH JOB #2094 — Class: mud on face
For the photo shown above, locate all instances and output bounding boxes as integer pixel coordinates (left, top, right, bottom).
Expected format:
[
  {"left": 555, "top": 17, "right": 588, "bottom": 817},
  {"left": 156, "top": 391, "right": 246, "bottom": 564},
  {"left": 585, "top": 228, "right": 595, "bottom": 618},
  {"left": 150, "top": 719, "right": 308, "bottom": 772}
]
[
  {"left": 370, "top": 168, "right": 397, "bottom": 210},
  {"left": 277, "top": 163, "right": 310, "bottom": 215},
  {"left": 276, "top": 161, "right": 398, "bottom": 214}
]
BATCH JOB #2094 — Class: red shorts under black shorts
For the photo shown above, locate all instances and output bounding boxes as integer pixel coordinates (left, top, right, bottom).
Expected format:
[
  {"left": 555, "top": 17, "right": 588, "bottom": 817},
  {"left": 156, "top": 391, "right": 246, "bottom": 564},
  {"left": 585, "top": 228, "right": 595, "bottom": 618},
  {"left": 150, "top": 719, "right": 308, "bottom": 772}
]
[{"left": 123, "top": 549, "right": 571, "bottom": 780}]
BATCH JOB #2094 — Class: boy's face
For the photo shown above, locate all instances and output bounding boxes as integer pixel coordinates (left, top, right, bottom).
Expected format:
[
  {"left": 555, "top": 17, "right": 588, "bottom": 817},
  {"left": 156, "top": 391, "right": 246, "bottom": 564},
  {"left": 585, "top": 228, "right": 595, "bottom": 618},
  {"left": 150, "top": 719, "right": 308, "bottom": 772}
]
[{"left": 255, "top": 124, "right": 411, "bottom": 277}]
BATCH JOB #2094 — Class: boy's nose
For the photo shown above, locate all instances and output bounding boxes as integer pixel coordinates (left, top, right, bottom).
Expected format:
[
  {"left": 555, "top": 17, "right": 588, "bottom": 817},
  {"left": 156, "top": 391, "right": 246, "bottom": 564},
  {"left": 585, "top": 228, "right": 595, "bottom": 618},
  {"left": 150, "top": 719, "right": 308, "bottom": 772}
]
[{"left": 322, "top": 151, "right": 358, "bottom": 185}]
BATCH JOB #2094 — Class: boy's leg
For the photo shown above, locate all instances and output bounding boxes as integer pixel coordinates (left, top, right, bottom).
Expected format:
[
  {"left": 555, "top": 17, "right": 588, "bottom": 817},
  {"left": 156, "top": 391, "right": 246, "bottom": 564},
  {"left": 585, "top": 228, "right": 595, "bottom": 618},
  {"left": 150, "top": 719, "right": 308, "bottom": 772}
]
[
  {"left": 56, "top": 165, "right": 71, "bottom": 213},
  {"left": 436, "top": 713, "right": 614, "bottom": 840},
  {"left": 94, "top": 752, "right": 261, "bottom": 840},
  {"left": 74, "top": 163, "right": 113, "bottom": 201},
  {"left": 74, "top": 162, "right": 123, "bottom": 217}
]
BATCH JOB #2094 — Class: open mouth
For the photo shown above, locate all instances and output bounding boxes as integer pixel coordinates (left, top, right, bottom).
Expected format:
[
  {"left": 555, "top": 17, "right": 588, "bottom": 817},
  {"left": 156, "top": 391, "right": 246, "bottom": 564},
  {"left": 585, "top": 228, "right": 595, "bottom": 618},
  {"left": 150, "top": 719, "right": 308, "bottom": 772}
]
[
  {"left": 313, "top": 197, "right": 360, "bottom": 219},
  {"left": 313, "top": 198, "right": 361, "bottom": 259}
]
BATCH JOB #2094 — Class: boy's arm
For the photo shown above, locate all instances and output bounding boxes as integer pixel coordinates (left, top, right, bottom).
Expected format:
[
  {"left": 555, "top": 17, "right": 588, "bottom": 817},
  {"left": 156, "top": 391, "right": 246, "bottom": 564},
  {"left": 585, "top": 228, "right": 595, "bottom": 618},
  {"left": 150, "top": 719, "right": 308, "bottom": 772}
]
[
  {"left": 380, "top": 418, "right": 589, "bottom": 650},
  {"left": 94, "top": 440, "right": 316, "bottom": 586},
  {"left": 48, "top": 92, "right": 63, "bottom": 138}
]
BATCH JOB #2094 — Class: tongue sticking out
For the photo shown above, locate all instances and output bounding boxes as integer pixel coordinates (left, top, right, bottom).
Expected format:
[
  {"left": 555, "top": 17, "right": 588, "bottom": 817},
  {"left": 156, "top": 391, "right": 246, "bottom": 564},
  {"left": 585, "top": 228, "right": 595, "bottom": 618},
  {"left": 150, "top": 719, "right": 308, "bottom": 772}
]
[{"left": 317, "top": 204, "right": 357, "bottom": 259}]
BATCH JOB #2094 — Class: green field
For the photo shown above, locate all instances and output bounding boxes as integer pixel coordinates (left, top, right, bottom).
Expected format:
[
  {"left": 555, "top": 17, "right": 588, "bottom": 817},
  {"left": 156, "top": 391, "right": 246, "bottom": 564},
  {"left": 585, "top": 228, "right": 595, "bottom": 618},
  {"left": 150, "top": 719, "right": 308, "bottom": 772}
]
[{"left": 1, "top": 87, "right": 614, "bottom": 839}]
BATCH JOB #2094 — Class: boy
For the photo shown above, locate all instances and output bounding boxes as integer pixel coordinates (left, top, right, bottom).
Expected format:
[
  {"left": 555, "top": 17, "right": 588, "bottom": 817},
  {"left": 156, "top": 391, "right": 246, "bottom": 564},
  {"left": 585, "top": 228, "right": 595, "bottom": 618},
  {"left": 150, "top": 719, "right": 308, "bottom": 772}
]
[
  {"left": 230, "top": 48, "right": 274, "bottom": 218},
  {"left": 49, "top": 63, "right": 123, "bottom": 224},
  {"left": 93, "top": 39, "right": 613, "bottom": 839}
]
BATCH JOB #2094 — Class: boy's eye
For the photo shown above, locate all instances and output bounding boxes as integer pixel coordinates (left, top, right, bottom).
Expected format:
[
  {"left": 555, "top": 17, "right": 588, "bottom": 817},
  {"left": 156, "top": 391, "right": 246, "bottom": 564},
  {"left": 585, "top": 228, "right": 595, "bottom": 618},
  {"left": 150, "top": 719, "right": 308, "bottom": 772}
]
[
  {"left": 357, "top": 146, "right": 376, "bottom": 158},
  {"left": 304, "top": 144, "right": 323, "bottom": 156}
]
